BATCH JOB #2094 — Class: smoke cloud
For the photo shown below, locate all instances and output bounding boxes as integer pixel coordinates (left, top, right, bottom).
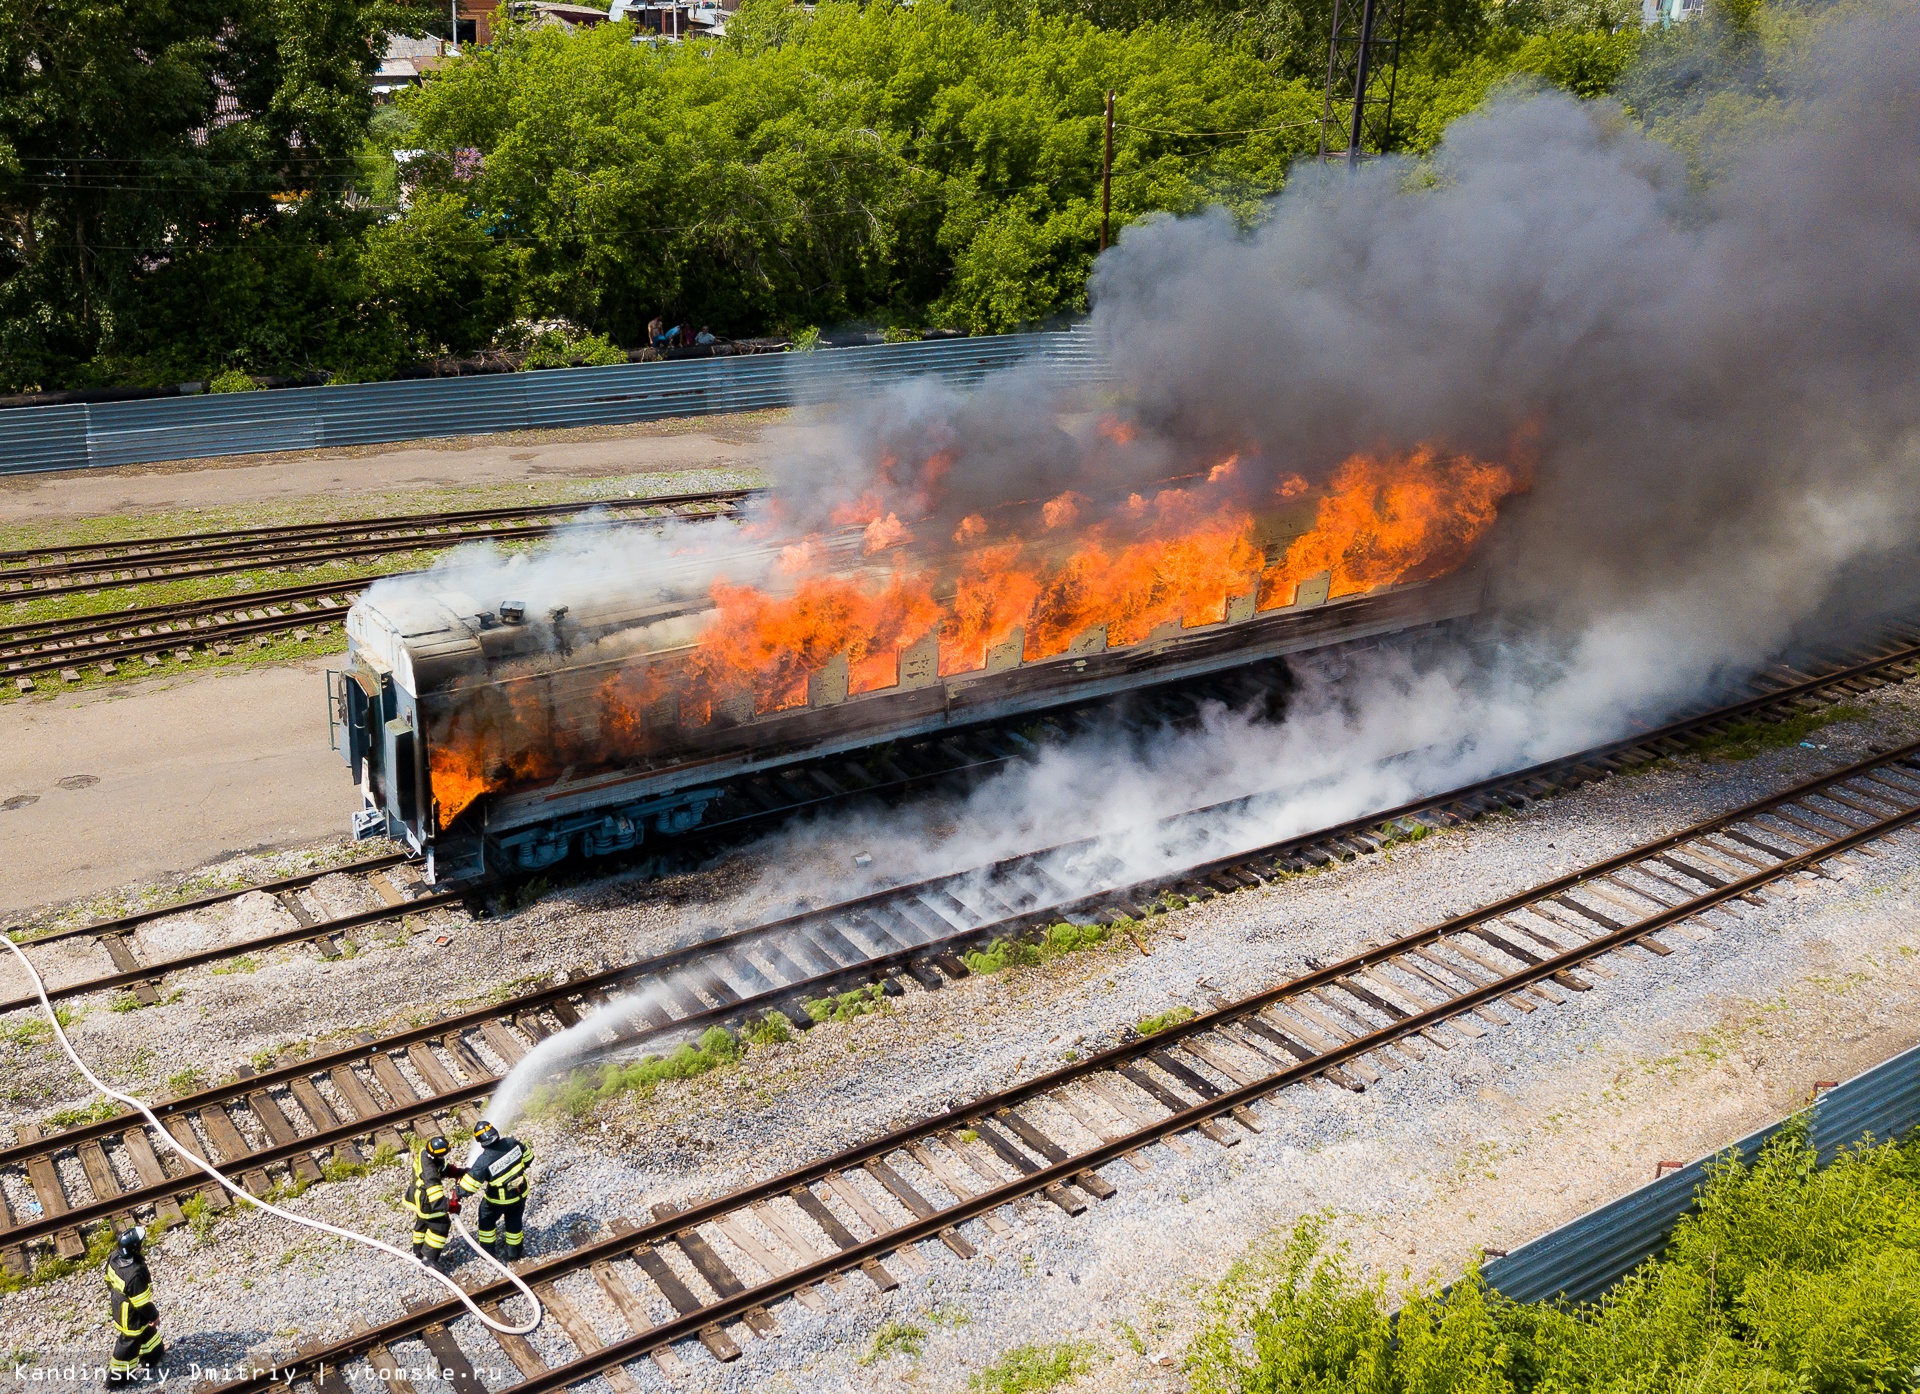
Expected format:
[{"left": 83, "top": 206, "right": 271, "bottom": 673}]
[
  {"left": 439, "top": 5, "right": 1920, "bottom": 1104},
  {"left": 1090, "top": 7, "right": 1920, "bottom": 694}
]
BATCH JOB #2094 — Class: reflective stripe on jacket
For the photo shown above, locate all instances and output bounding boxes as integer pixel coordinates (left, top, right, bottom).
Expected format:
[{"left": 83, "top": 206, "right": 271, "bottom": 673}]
[
  {"left": 107, "top": 1253, "right": 157, "bottom": 1336},
  {"left": 459, "top": 1137, "right": 533, "bottom": 1205},
  {"left": 405, "top": 1149, "right": 449, "bottom": 1219}
]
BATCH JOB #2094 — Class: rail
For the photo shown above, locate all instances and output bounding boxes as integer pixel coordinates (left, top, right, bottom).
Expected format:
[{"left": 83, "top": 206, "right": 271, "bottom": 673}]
[
  {"left": 191, "top": 730, "right": 1920, "bottom": 1393},
  {"left": 0, "top": 332, "right": 1106, "bottom": 476},
  {"left": 5, "top": 624, "right": 1919, "bottom": 1271}
]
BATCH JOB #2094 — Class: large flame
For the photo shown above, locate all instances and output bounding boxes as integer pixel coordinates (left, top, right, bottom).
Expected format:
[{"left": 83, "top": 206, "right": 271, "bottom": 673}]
[{"left": 425, "top": 444, "right": 1521, "bottom": 829}]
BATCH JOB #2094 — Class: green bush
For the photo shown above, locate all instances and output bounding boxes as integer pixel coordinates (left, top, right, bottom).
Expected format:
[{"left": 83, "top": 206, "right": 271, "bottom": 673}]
[
  {"left": 745, "top": 1012, "right": 793, "bottom": 1045},
  {"left": 965, "top": 920, "right": 1114, "bottom": 974},
  {"left": 1188, "top": 1128, "right": 1920, "bottom": 1394},
  {"left": 207, "top": 368, "right": 262, "bottom": 393},
  {"left": 518, "top": 326, "right": 627, "bottom": 369}
]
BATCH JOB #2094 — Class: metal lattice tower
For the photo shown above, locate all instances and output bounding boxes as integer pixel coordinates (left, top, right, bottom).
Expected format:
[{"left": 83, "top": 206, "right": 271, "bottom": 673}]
[{"left": 1318, "top": 0, "right": 1411, "bottom": 166}]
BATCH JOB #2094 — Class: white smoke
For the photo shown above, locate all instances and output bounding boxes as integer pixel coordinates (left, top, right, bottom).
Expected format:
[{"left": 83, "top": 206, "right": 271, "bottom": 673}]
[{"left": 483, "top": 981, "right": 684, "bottom": 1131}]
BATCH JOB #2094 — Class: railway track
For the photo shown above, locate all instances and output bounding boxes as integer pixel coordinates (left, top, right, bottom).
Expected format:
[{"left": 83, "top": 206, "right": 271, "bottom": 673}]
[
  {"left": 5, "top": 623, "right": 1916, "bottom": 1023},
  {"left": 0, "top": 491, "right": 753, "bottom": 686},
  {"left": 0, "top": 490, "right": 759, "bottom": 600},
  {"left": 179, "top": 728, "right": 1920, "bottom": 1393},
  {"left": 4, "top": 625, "right": 1919, "bottom": 1283}
]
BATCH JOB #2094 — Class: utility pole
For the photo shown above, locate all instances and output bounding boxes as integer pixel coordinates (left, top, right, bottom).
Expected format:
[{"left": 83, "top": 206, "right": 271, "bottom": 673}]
[
  {"left": 449, "top": 0, "right": 459, "bottom": 51},
  {"left": 1100, "top": 90, "right": 1114, "bottom": 253},
  {"left": 1318, "top": 0, "right": 1408, "bottom": 166}
]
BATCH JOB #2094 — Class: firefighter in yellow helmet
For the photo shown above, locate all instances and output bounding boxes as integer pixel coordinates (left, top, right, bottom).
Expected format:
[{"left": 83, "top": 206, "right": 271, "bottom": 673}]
[
  {"left": 405, "top": 1134, "right": 462, "bottom": 1269},
  {"left": 458, "top": 1120, "right": 533, "bottom": 1261},
  {"left": 105, "top": 1226, "right": 164, "bottom": 1385}
]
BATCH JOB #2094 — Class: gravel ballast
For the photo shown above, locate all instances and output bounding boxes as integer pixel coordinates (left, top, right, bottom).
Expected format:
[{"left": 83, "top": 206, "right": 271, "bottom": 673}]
[{"left": 5, "top": 686, "right": 1920, "bottom": 1393}]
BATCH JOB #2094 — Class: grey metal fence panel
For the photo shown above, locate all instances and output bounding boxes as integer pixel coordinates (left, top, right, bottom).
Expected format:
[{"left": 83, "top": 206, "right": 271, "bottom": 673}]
[
  {"left": 0, "top": 329, "right": 1106, "bottom": 476},
  {"left": 1482, "top": 1039, "right": 1920, "bottom": 1306},
  {"left": 0, "top": 403, "right": 90, "bottom": 475},
  {"left": 317, "top": 372, "right": 535, "bottom": 449},
  {"left": 86, "top": 391, "right": 324, "bottom": 467}
]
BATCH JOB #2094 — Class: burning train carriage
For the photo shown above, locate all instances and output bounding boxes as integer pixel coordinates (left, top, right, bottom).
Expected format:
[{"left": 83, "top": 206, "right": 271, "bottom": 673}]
[{"left": 334, "top": 447, "right": 1520, "bottom": 883}]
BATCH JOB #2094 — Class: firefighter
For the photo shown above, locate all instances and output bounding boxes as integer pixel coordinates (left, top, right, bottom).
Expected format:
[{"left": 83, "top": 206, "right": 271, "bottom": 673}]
[
  {"left": 405, "top": 1134, "right": 462, "bottom": 1268},
  {"left": 458, "top": 1119, "right": 533, "bottom": 1262},
  {"left": 105, "top": 1226, "right": 164, "bottom": 1385}
]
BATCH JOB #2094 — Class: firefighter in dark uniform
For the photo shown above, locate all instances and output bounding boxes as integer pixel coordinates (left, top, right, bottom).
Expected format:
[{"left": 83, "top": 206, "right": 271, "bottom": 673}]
[
  {"left": 405, "top": 1134, "right": 462, "bottom": 1268},
  {"left": 458, "top": 1120, "right": 533, "bottom": 1261},
  {"left": 106, "top": 1226, "right": 164, "bottom": 1385}
]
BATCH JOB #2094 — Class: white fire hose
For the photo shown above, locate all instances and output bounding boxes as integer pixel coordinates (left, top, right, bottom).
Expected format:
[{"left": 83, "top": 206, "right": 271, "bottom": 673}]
[{"left": 1, "top": 932, "right": 542, "bottom": 1336}]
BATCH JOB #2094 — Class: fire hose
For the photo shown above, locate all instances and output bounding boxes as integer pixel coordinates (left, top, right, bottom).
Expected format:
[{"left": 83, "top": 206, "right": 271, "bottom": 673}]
[{"left": 0, "top": 932, "right": 543, "bottom": 1336}]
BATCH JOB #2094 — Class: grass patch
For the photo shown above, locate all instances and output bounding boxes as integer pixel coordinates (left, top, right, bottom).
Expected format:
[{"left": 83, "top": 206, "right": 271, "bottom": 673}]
[
  {"left": 805, "top": 983, "right": 888, "bottom": 1024},
  {"left": 968, "top": 1341, "right": 1096, "bottom": 1392},
  {"left": 109, "top": 989, "right": 182, "bottom": 1013},
  {"left": 529, "top": 1026, "right": 741, "bottom": 1120},
  {"left": 964, "top": 919, "right": 1117, "bottom": 975},
  {"left": 745, "top": 1012, "right": 792, "bottom": 1046},
  {"left": 1693, "top": 705, "right": 1865, "bottom": 761},
  {"left": 47, "top": 1097, "right": 122, "bottom": 1128},
  {"left": 500, "top": 877, "right": 551, "bottom": 915},
  {"left": 859, "top": 1321, "right": 927, "bottom": 1365},
  {"left": 1, "top": 1017, "right": 51, "bottom": 1047},
  {"left": 165, "top": 1066, "right": 205, "bottom": 1095},
  {"left": 1136, "top": 1005, "right": 1196, "bottom": 1037},
  {"left": 210, "top": 954, "right": 261, "bottom": 976},
  {"left": 0, "top": 1214, "right": 121, "bottom": 1294}
]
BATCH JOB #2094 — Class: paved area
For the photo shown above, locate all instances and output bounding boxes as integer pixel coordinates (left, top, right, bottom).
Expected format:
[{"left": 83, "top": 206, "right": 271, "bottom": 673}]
[{"left": 0, "top": 658, "right": 363, "bottom": 916}]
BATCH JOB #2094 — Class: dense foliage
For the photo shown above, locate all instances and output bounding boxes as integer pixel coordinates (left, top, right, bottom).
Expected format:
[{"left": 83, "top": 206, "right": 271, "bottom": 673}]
[
  {"left": 1189, "top": 1129, "right": 1920, "bottom": 1393},
  {"left": 0, "top": 0, "right": 1815, "bottom": 392},
  {"left": 392, "top": 2, "right": 1319, "bottom": 345},
  {"left": 0, "top": 0, "right": 431, "bottom": 389}
]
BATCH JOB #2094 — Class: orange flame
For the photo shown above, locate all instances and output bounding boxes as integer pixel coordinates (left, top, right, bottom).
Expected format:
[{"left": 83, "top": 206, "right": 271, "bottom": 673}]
[
  {"left": 1259, "top": 447, "right": 1520, "bottom": 607},
  {"left": 862, "top": 512, "right": 910, "bottom": 553},
  {"left": 424, "top": 444, "right": 1522, "bottom": 828},
  {"left": 429, "top": 745, "right": 492, "bottom": 828}
]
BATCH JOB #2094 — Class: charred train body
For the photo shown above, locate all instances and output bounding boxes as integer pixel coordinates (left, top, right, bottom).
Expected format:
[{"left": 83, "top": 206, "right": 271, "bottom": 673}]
[{"left": 334, "top": 559, "right": 1479, "bottom": 885}]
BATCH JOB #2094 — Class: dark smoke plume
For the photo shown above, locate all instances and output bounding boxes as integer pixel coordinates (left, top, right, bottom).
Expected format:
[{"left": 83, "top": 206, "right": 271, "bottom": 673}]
[{"left": 1091, "top": 6, "right": 1920, "bottom": 667}]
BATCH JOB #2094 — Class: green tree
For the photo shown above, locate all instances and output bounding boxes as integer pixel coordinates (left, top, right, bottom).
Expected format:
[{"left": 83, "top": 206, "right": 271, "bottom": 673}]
[
  {"left": 394, "top": 0, "right": 1319, "bottom": 340},
  {"left": 0, "top": 0, "right": 429, "bottom": 390}
]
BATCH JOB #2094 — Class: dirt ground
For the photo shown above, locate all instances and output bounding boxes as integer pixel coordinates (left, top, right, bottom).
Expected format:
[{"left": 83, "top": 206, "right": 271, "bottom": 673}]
[
  {"left": 0, "top": 412, "right": 790, "bottom": 524},
  {"left": 0, "top": 657, "right": 361, "bottom": 917}
]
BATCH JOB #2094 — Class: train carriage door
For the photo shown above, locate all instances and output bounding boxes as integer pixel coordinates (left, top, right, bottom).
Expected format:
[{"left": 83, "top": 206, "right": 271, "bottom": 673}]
[{"left": 334, "top": 670, "right": 376, "bottom": 772}]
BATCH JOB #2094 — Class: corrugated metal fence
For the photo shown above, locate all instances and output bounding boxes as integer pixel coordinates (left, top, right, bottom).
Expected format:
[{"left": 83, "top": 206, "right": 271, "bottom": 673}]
[
  {"left": 0, "top": 329, "right": 1106, "bottom": 476},
  {"left": 1482, "top": 1037, "right": 1920, "bottom": 1305}
]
